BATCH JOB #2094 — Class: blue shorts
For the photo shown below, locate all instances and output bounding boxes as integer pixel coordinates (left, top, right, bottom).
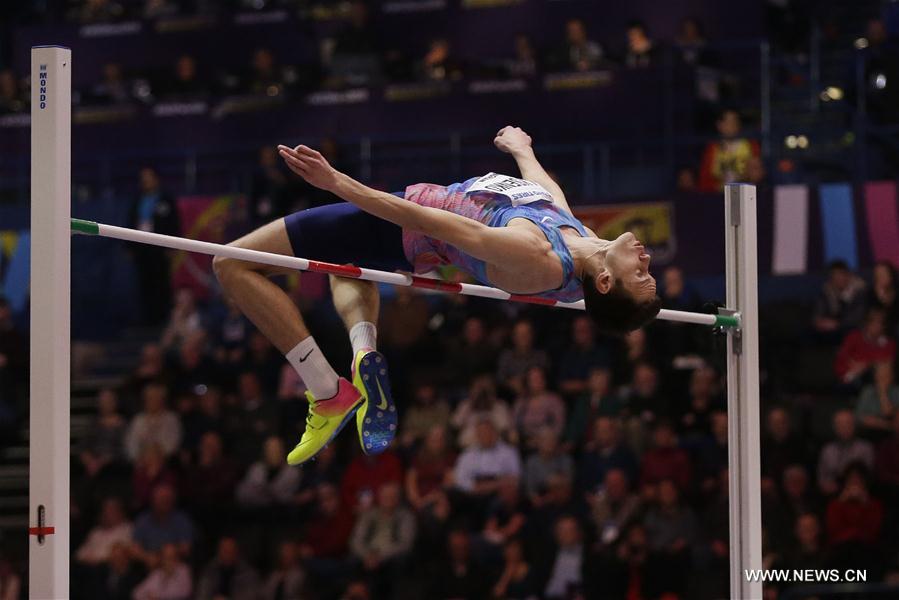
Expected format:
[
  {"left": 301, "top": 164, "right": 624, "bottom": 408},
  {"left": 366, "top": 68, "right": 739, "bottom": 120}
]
[{"left": 282, "top": 200, "right": 412, "bottom": 272}]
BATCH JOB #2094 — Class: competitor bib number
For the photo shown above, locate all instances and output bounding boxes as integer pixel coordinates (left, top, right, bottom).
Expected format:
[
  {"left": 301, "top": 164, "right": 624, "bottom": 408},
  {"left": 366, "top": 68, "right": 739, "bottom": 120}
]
[{"left": 467, "top": 172, "right": 554, "bottom": 206}]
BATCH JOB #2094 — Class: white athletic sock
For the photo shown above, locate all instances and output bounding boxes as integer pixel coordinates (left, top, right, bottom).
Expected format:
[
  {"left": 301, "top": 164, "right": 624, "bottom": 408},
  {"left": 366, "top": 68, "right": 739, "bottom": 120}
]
[
  {"left": 286, "top": 337, "right": 339, "bottom": 399},
  {"left": 349, "top": 321, "right": 377, "bottom": 355}
]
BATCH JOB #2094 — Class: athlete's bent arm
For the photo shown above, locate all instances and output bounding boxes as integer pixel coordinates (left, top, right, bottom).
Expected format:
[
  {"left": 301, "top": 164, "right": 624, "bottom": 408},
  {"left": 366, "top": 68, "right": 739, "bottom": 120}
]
[
  {"left": 493, "top": 126, "right": 573, "bottom": 215},
  {"left": 277, "top": 144, "right": 541, "bottom": 268}
]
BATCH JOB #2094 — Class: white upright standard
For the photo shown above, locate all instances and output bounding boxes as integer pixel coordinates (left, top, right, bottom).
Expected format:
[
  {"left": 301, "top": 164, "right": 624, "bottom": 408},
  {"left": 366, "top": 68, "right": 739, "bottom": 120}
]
[
  {"left": 29, "top": 45, "right": 71, "bottom": 599},
  {"left": 724, "top": 183, "right": 763, "bottom": 599}
]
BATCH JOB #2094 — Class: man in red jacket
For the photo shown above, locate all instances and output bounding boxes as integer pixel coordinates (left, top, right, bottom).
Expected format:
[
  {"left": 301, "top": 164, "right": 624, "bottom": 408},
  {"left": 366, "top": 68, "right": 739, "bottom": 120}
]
[{"left": 835, "top": 308, "right": 896, "bottom": 384}]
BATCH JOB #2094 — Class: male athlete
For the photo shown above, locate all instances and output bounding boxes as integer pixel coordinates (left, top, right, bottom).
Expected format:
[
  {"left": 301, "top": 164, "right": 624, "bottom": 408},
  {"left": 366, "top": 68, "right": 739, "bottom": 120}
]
[{"left": 213, "top": 126, "right": 660, "bottom": 466}]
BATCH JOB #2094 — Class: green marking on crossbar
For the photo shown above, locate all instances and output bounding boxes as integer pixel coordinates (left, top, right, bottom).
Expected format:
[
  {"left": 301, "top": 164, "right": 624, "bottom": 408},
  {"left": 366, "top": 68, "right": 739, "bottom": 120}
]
[
  {"left": 70, "top": 218, "right": 99, "bottom": 235},
  {"left": 714, "top": 314, "right": 740, "bottom": 328}
]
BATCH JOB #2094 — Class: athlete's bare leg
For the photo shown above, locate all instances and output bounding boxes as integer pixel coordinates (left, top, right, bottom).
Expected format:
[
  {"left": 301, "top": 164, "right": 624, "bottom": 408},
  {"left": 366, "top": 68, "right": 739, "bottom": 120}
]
[{"left": 330, "top": 276, "right": 379, "bottom": 334}]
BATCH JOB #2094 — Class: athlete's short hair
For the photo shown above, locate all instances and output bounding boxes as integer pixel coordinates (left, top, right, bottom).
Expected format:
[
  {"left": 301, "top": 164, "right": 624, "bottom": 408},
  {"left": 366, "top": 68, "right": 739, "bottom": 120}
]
[{"left": 582, "top": 279, "right": 661, "bottom": 336}]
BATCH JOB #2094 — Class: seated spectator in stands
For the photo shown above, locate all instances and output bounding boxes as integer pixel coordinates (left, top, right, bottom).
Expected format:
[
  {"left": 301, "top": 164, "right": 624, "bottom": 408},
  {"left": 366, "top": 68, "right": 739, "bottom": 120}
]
[
  {"left": 226, "top": 370, "right": 280, "bottom": 463},
  {"left": 657, "top": 266, "right": 703, "bottom": 357},
  {"left": 445, "top": 316, "right": 499, "bottom": 391},
  {"left": 678, "top": 365, "right": 723, "bottom": 440},
  {"left": 540, "top": 515, "right": 586, "bottom": 600},
  {"left": 241, "top": 331, "right": 282, "bottom": 395},
  {"left": 481, "top": 477, "right": 528, "bottom": 553},
  {"left": 429, "top": 529, "right": 490, "bottom": 599},
  {"left": 643, "top": 479, "right": 696, "bottom": 593},
  {"left": 236, "top": 435, "right": 301, "bottom": 508},
  {"left": 91, "top": 542, "right": 142, "bottom": 600},
  {"left": 834, "top": 308, "right": 896, "bottom": 385},
  {"left": 405, "top": 425, "right": 455, "bottom": 511},
  {"left": 295, "top": 444, "right": 341, "bottom": 502},
  {"left": 507, "top": 33, "right": 539, "bottom": 79},
  {"left": 856, "top": 362, "right": 899, "bottom": 437},
  {"left": 624, "top": 20, "right": 658, "bottom": 68},
  {"left": 89, "top": 62, "right": 131, "bottom": 105},
  {"left": 262, "top": 541, "right": 305, "bottom": 600},
  {"left": 491, "top": 537, "right": 539, "bottom": 599},
  {"left": 400, "top": 381, "right": 451, "bottom": 449},
  {"left": 75, "top": 497, "right": 133, "bottom": 567},
  {"left": 514, "top": 366, "right": 565, "bottom": 449},
  {"left": 620, "top": 361, "right": 667, "bottom": 450},
  {"left": 761, "top": 406, "right": 809, "bottom": 489},
  {"left": 813, "top": 260, "right": 868, "bottom": 338},
  {"left": 132, "top": 484, "right": 195, "bottom": 565},
  {"left": 529, "top": 473, "right": 589, "bottom": 540},
  {"left": 675, "top": 17, "right": 708, "bottom": 66},
  {"left": 126, "top": 343, "right": 171, "bottom": 400},
  {"left": 565, "top": 367, "right": 621, "bottom": 449},
  {"left": 161, "top": 289, "right": 203, "bottom": 351},
  {"left": 780, "top": 513, "right": 828, "bottom": 573},
  {"left": 692, "top": 410, "right": 728, "bottom": 493},
  {"left": 817, "top": 409, "right": 875, "bottom": 496},
  {"left": 769, "top": 465, "right": 822, "bottom": 550},
  {"left": 613, "top": 328, "right": 655, "bottom": 384},
  {"left": 555, "top": 18, "right": 605, "bottom": 72},
  {"left": 0, "top": 70, "right": 26, "bottom": 114},
  {"left": 497, "top": 320, "right": 550, "bottom": 395},
  {"left": 132, "top": 543, "right": 192, "bottom": 600},
  {"left": 249, "top": 146, "right": 293, "bottom": 228},
  {"left": 591, "top": 468, "right": 641, "bottom": 552},
  {"left": 300, "top": 483, "right": 355, "bottom": 567},
  {"left": 451, "top": 375, "right": 513, "bottom": 448},
  {"left": 418, "top": 38, "right": 463, "bottom": 82},
  {"left": 196, "top": 536, "right": 259, "bottom": 600},
  {"left": 180, "top": 431, "right": 239, "bottom": 518},
  {"left": 698, "top": 109, "right": 761, "bottom": 192},
  {"left": 579, "top": 416, "right": 638, "bottom": 492},
  {"left": 132, "top": 444, "right": 178, "bottom": 510},
  {"left": 558, "top": 316, "right": 610, "bottom": 397},
  {"left": 78, "top": 387, "right": 127, "bottom": 478},
  {"left": 126, "top": 382, "right": 182, "bottom": 462},
  {"left": 453, "top": 419, "right": 522, "bottom": 497},
  {"left": 246, "top": 48, "right": 287, "bottom": 96},
  {"left": 160, "top": 55, "right": 207, "bottom": 102},
  {"left": 639, "top": 420, "right": 691, "bottom": 495},
  {"left": 825, "top": 464, "right": 883, "bottom": 554},
  {"left": 869, "top": 260, "right": 898, "bottom": 334},
  {"left": 327, "top": 0, "right": 382, "bottom": 87},
  {"left": 349, "top": 482, "right": 416, "bottom": 594},
  {"left": 341, "top": 448, "right": 404, "bottom": 512},
  {"left": 131, "top": 166, "right": 180, "bottom": 326},
  {"left": 72, "top": 0, "right": 124, "bottom": 23},
  {"left": 524, "top": 429, "right": 574, "bottom": 500}
]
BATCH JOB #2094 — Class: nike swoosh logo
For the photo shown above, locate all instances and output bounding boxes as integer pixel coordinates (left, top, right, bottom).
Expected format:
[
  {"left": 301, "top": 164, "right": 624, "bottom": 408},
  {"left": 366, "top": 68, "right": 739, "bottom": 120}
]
[
  {"left": 541, "top": 216, "right": 552, "bottom": 223},
  {"left": 298, "top": 349, "right": 314, "bottom": 362},
  {"left": 375, "top": 378, "right": 389, "bottom": 410}
]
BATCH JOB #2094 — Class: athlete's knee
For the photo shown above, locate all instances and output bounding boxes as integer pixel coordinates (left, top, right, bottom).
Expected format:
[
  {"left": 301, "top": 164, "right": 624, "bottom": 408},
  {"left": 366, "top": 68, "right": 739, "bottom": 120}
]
[{"left": 212, "top": 245, "right": 245, "bottom": 285}]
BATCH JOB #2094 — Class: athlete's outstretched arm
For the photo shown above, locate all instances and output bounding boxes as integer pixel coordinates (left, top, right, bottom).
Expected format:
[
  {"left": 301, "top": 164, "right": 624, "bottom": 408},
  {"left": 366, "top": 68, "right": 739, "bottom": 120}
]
[
  {"left": 493, "top": 126, "right": 573, "bottom": 215},
  {"left": 277, "top": 144, "right": 541, "bottom": 268}
]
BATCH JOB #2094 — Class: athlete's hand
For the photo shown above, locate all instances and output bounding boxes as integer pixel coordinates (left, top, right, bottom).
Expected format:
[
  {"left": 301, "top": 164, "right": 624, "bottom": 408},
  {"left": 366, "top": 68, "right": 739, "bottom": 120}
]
[
  {"left": 494, "top": 126, "right": 532, "bottom": 155},
  {"left": 277, "top": 144, "right": 339, "bottom": 192}
]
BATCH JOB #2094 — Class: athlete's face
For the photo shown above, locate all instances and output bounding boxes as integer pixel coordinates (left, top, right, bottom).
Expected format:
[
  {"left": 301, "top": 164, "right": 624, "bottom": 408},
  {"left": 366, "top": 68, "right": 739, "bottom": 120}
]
[{"left": 600, "top": 232, "right": 657, "bottom": 300}]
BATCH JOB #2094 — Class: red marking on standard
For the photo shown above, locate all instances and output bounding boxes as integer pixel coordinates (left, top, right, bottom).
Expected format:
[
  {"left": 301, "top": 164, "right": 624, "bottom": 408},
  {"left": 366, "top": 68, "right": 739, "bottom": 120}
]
[
  {"left": 307, "top": 261, "right": 363, "bottom": 278},
  {"left": 509, "top": 295, "right": 557, "bottom": 306},
  {"left": 29, "top": 527, "right": 55, "bottom": 536},
  {"left": 409, "top": 276, "right": 463, "bottom": 293}
]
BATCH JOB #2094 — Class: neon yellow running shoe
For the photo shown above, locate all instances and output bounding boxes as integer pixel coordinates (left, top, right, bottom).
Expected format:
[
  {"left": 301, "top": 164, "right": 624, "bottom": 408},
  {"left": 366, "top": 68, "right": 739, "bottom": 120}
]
[
  {"left": 287, "top": 378, "right": 363, "bottom": 466},
  {"left": 352, "top": 349, "right": 398, "bottom": 455}
]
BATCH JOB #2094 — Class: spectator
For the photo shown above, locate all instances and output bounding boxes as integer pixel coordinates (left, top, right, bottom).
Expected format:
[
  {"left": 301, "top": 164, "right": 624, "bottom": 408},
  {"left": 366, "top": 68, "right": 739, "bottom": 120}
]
[
  {"left": 496, "top": 320, "right": 550, "bottom": 395},
  {"left": 624, "top": 20, "right": 658, "bottom": 68},
  {"left": 161, "top": 55, "right": 207, "bottom": 102},
  {"left": 817, "top": 409, "right": 875, "bottom": 496},
  {"left": 780, "top": 513, "right": 828, "bottom": 573},
  {"left": 445, "top": 316, "right": 499, "bottom": 392},
  {"left": 513, "top": 366, "right": 565, "bottom": 449},
  {"left": 451, "top": 375, "right": 513, "bottom": 448},
  {"left": 126, "top": 343, "right": 171, "bottom": 401},
  {"left": 825, "top": 464, "right": 883, "bottom": 551},
  {"left": 246, "top": 48, "right": 286, "bottom": 96},
  {"left": 834, "top": 308, "right": 896, "bottom": 385},
  {"left": 241, "top": 331, "right": 282, "bottom": 395},
  {"left": 78, "top": 387, "right": 128, "bottom": 478},
  {"left": 132, "top": 444, "right": 178, "bottom": 510},
  {"left": 675, "top": 17, "right": 707, "bottom": 66},
  {"left": 235, "top": 435, "right": 301, "bottom": 508},
  {"left": 761, "top": 407, "right": 809, "bottom": 490},
  {"left": 693, "top": 409, "right": 729, "bottom": 492},
  {"left": 92, "top": 542, "right": 142, "bottom": 599},
  {"left": 564, "top": 367, "right": 621, "bottom": 449},
  {"left": 418, "top": 38, "right": 463, "bottom": 82},
  {"left": 341, "top": 449, "right": 404, "bottom": 512},
  {"left": 196, "top": 536, "right": 260, "bottom": 600},
  {"left": 558, "top": 316, "right": 609, "bottom": 397},
  {"left": 590, "top": 468, "right": 641, "bottom": 551},
  {"left": 856, "top": 362, "right": 899, "bottom": 436},
  {"left": 89, "top": 62, "right": 131, "bottom": 105},
  {"left": 698, "top": 109, "right": 761, "bottom": 192},
  {"left": 400, "top": 381, "right": 451, "bottom": 448},
  {"left": 180, "top": 431, "right": 240, "bottom": 519},
  {"left": 349, "top": 482, "right": 416, "bottom": 593},
  {"left": 226, "top": 370, "right": 280, "bottom": 464},
  {"left": 453, "top": 419, "right": 522, "bottom": 496},
  {"left": 132, "top": 484, "right": 196, "bottom": 565},
  {"left": 481, "top": 477, "right": 528, "bottom": 553},
  {"left": 540, "top": 515, "right": 586, "bottom": 600},
  {"left": 875, "top": 411, "right": 899, "bottom": 500},
  {"left": 132, "top": 543, "right": 193, "bottom": 600},
  {"left": 327, "top": 0, "right": 381, "bottom": 87},
  {"left": 249, "top": 146, "right": 294, "bottom": 227},
  {"left": 620, "top": 361, "right": 667, "bottom": 450},
  {"left": 0, "top": 70, "right": 25, "bottom": 114},
  {"left": 813, "top": 260, "right": 867, "bottom": 338},
  {"left": 557, "top": 18, "right": 605, "bottom": 72},
  {"left": 869, "top": 260, "right": 898, "bottom": 334},
  {"left": 300, "top": 483, "right": 355, "bottom": 566},
  {"left": 678, "top": 365, "right": 723, "bottom": 440},
  {"left": 125, "top": 382, "right": 183, "bottom": 462},
  {"left": 639, "top": 420, "right": 691, "bottom": 495},
  {"left": 262, "top": 541, "right": 306, "bottom": 600},
  {"left": 131, "top": 166, "right": 180, "bottom": 326},
  {"left": 160, "top": 289, "right": 203, "bottom": 352},
  {"left": 507, "top": 34, "right": 539, "bottom": 79},
  {"left": 770, "top": 465, "right": 823, "bottom": 550},
  {"left": 429, "top": 529, "right": 490, "bottom": 599},
  {"left": 657, "top": 266, "right": 703, "bottom": 357},
  {"left": 643, "top": 479, "right": 696, "bottom": 593},
  {"left": 578, "top": 416, "right": 638, "bottom": 492},
  {"left": 491, "top": 537, "right": 539, "bottom": 599},
  {"left": 524, "top": 428, "right": 574, "bottom": 500},
  {"left": 75, "top": 497, "right": 133, "bottom": 566},
  {"left": 405, "top": 425, "right": 455, "bottom": 511},
  {"left": 340, "top": 580, "right": 372, "bottom": 600}
]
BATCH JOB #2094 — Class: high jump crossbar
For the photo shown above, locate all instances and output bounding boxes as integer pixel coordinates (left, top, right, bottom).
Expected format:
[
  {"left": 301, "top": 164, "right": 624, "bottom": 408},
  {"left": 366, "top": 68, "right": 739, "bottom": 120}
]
[
  {"left": 31, "top": 45, "right": 762, "bottom": 599},
  {"left": 69, "top": 218, "right": 740, "bottom": 329}
]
